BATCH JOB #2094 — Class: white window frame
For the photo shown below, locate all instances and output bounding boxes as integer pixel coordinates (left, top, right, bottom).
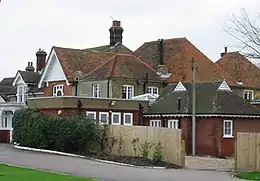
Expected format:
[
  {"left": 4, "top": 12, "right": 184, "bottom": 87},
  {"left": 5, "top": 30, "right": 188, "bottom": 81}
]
[
  {"left": 150, "top": 120, "right": 161, "bottom": 127},
  {"left": 168, "top": 119, "right": 179, "bottom": 129},
  {"left": 53, "top": 84, "right": 64, "bottom": 97},
  {"left": 123, "top": 113, "right": 133, "bottom": 126},
  {"left": 99, "top": 112, "right": 109, "bottom": 124},
  {"left": 0, "top": 111, "right": 8, "bottom": 128},
  {"left": 147, "top": 86, "right": 159, "bottom": 95},
  {"left": 92, "top": 84, "right": 101, "bottom": 98},
  {"left": 86, "top": 111, "right": 96, "bottom": 120},
  {"left": 112, "top": 112, "right": 121, "bottom": 125},
  {"left": 122, "top": 85, "right": 134, "bottom": 99},
  {"left": 243, "top": 89, "right": 254, "bottom": 100},
  {"left": 223, "top": 120, "right": 233, "bottom": 138},
  {"left": 16, "top": 85, "right": 28, "bottom": 102}
]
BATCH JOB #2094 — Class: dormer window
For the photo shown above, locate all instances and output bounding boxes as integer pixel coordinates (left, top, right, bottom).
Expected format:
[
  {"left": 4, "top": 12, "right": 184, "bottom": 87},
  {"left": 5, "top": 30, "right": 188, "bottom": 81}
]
[
  {"left": 243, "top": 90, "right": 254, "bottom": 100},
  {"left": 16, "top": 85, "right": 28, "bottom": 103},
  {"left": 53, "top": 85, "right": 64, "bottom": 97}
]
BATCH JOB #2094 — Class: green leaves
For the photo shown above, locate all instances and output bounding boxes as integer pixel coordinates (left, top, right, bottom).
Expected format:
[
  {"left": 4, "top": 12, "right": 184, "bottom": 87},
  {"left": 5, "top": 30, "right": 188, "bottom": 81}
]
[{"left": 12, "top": 109, "right": 102, "bottom": 155}]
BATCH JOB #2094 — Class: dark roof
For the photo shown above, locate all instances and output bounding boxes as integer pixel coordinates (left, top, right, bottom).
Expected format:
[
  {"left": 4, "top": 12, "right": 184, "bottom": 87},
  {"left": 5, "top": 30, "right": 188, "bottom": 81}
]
[
  {"left": 18, "top": 70, "right": 41, "bottom": 84},
  {"left": 0, "top": 85, "right": 16, "bottom": 101},
  {"left": 134, "top": 38, "right": 237, "bottom": 85},
  {"left": 0, "top": 77, "right": 15, "bottom": 86},
  {"left": 84, "top": 54, "right": 168, "bottom": 81},
  {"left": 26, "top": 86, "right": 44, "bottom": 94},
  {"left": 148, "top": 82, "right": 260, "bottom": 115},
  {"left": 86, "top": 43, "right": 133, "bottom": 54},
  {"left": 216, "top": 52, "right": 260, "bottom": 88}
]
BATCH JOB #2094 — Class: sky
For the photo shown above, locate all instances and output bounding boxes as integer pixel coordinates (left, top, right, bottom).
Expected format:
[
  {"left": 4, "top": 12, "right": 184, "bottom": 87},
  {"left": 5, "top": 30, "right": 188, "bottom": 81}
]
[{"left": 0, "top": 0, "right": 259, "bottom": 80}]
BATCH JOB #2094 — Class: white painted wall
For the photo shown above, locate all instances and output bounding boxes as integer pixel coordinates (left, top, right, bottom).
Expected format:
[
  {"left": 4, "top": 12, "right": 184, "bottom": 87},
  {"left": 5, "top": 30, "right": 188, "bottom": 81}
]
[
  {"left": 0, "top": 96, "right": 5, "bottom": 103},
  {"left": 43, "top": 54, "right": 66, "bottom": 82}
]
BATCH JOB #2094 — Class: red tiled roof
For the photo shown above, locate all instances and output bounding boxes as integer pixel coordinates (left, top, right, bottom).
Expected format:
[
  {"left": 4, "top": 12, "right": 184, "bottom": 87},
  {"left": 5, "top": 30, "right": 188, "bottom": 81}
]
[
  {"left": 53, "top": 46, "right": 167, "bottom": 82},
  {"left": 216, "top": 52, "right": 260, "bottom": 88},
  {"left": 134, "top": 38, "right": 237, "bottom": 85},
  {"left": 84, "top": 54, "right": 166, "bottom": 81}
]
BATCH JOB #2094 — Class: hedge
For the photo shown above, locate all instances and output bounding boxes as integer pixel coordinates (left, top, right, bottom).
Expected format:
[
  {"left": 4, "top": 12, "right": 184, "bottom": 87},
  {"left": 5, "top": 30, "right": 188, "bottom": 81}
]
[{"left": 12, "top": 108, "right": 102, "bottom": 154}]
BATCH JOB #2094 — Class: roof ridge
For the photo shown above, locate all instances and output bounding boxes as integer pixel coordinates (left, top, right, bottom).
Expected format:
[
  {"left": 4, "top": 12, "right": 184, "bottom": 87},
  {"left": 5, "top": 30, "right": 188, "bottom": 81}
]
[
  {"left": 130, "top": 54, "right": 157, "bottom": 72},
  {"left": 143, "top": 37, "right": 187, "bottom": 44},
  {"left": 83, "top": 55, "right": 117, "bottom": 78}
]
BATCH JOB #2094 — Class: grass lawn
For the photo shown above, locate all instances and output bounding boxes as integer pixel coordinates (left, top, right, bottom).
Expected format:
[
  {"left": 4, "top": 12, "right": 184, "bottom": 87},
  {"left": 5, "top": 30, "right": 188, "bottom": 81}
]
[
  {"left": 0, "top": 164, "right": 98, "bottom": 181},
  {"left": 236, "top": 171, "right": 260, "bottom": 180}
]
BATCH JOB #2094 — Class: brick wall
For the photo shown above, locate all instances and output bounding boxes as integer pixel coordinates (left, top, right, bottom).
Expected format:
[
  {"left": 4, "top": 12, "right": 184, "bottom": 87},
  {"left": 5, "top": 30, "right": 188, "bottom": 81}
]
[{"left": 44, "top": 81, "right": 73, "bottom": 96}]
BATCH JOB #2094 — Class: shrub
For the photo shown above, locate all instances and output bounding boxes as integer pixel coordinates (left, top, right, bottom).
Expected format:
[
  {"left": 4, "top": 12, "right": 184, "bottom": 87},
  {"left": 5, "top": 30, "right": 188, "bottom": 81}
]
[
  {"left": 139, "top": 141, "right": 152, "bottom": 158},
  {"left": 152, "top": 141, "right": 163, "bottom": 164},
  {"left": 13, "top": 108, "right": 102, "bottom": 155}
]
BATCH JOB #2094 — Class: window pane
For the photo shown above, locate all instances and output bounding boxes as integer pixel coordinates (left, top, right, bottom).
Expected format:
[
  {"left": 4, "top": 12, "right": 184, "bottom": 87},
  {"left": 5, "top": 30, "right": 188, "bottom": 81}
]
[
  {"left": 87, "top": 113, "right": 95, "bottom": 119},
  {"left": 113, "top": 114, "right": 120, "bottom": 123},
  {"left": 124, "top": 115, "right": 131, "bottom": 124}
]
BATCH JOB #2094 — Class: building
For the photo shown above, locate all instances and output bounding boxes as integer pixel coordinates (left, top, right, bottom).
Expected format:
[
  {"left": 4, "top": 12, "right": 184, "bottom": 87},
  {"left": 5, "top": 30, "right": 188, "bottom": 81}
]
[
  {"left": 143, "top": 81, "right": 260, "bottom": 157},
  {"left": 216, "top": 47, "right": 260, "bottom": 101}
]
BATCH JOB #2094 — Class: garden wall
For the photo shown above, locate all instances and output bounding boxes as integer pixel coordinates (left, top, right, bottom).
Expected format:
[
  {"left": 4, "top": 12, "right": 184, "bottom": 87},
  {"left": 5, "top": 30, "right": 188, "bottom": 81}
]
[{"left": 105, "top": 125, "right": 185, "bottom": 167}]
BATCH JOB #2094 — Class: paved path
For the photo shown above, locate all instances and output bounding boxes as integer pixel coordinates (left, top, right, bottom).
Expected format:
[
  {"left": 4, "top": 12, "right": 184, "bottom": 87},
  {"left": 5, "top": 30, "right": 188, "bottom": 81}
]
[{"left": 0, "top": 144, "right": 238, "bottom": 181}]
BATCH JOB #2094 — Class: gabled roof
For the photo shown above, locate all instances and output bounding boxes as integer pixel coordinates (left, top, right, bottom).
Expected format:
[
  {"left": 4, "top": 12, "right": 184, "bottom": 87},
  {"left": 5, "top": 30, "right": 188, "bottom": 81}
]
[
  {"left": 147, "top": 82, "right": 260, "bottom": 115},
  {"left": 83, "top": 54, "right": 168, "bottom": 81},
  {"left": 134, "top": 38, "right": 237, "bottom": 85},
  {"left": 86, "top": 43, "right": 133, "bottom": 54},
  {"left": 53, "top": 46, "right": 116, "bottom": 81},
  {"left": 216, "top": 52, "right": 260, "bottom": 88},
  {"left": 0, "top": 77, "right": 15, "bottom": 86},
  {"left": 13, "top": 70, "right": 41, "bottom": 86}
]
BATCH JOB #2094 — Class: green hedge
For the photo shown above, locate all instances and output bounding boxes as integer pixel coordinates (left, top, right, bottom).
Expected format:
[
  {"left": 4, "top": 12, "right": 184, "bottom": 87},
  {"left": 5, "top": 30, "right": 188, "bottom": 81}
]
[{"left": 13, "top": 108, "right": 102, "bottom": 154}]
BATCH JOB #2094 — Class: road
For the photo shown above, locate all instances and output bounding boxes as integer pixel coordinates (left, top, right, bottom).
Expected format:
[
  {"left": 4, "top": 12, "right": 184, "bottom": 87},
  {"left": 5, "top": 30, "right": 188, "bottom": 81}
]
[{"left": 0, "top": 144, "right": 238, "bottom": 181}]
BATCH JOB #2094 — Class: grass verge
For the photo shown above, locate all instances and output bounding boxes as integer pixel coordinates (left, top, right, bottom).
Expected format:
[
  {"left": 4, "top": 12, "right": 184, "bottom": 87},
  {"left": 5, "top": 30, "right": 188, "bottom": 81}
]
[
  {"left": 0, "top": 164, "right": 98, "bottom": 181},
  {"left": 236, "top": 171, "right": 260, "bottom": 180}
]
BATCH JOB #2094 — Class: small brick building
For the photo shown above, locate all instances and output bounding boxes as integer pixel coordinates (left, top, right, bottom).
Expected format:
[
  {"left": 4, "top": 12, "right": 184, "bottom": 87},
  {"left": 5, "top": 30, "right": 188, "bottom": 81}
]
[{"left": 143, "top": 81, "right": 260, "bottom": 158}]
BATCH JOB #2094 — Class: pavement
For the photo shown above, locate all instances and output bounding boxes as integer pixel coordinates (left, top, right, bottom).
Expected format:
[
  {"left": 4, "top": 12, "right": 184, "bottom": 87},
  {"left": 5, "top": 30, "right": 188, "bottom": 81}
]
[{"left": 0, "top": 144, "right": 239, "bottom": 181}]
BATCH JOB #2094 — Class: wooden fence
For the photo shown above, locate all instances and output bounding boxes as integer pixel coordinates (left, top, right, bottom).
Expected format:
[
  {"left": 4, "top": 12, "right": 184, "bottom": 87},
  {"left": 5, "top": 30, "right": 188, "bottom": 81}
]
[
  {"left": 235, "top": 132, "right": 260, "bottom": 171},
  {"left": 105, "top": 125, "right": 185, "bottom": 167}
]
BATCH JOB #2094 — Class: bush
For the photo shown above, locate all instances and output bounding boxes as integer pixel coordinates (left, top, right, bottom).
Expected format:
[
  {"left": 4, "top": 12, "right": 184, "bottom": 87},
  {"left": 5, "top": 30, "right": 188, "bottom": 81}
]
[
  {"left": 13, "top": 108, "right": 102, "bottom": 154},
  {"left": 152, "top": 141, "right": 163, "bottom": 164}
]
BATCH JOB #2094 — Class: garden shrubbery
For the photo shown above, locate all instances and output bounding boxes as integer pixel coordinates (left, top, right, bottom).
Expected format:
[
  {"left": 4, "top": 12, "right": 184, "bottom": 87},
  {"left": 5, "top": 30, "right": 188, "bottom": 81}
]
[{"left": 12, "top": 108, "right": 102, "bottom": 155}]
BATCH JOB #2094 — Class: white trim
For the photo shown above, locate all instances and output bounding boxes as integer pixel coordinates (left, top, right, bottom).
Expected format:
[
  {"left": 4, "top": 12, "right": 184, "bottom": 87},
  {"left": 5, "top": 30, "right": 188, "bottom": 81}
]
[
  {"left": 168, "top": 119, "right": 179, "bottom": 129},
  {"left": 150, "top": 120, "right": 161, "bottom": 127},
  {"left": 92, "top": 84, "right": 101, "bottom": 98},
  {"left": 12, "top": 72, "right": 25, "bottom": 86},
  {"left": 223, "top": 120, "right": 233, "bottom": 138},
  {"left": 147, "top": 86, "right": 159, "bottom": 95},
  {"left": 123, "top": 113, "right": 133, "bottom": 126},
  {"left": 218, "top": 80, "right": 232, "bottom": 92},
  {"left": 38, "top": 48, "right": 69, "bottom": 88},
  {"left": 173, "top": 82, "right": 187, "bottom": 92},
  {"left": 52, "top": 84, "right": 64, "bottom": 97},
  {"left": 143, "top": 114, "right": 260, "bottom": 118},
  {"left": 99, "top": 112, "right": 109, "bottom": 124},
  {"left": 122, "top": 85, "right": 134, "bottom": 99},
  {"left": 86, "top": 111, "right": 96, "bottom": 119},
  {"left": 112, "top": 112, "right": 121, "bottom": 125},
  {"left": 243, "top": 89, "right": 254, "bottom": 100}
]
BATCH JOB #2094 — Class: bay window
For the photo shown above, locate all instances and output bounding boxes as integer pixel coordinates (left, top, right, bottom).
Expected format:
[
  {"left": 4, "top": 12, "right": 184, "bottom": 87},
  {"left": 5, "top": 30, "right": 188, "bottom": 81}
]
[{"left": 16, "top": 85, "right": 28, "bottom": 102}]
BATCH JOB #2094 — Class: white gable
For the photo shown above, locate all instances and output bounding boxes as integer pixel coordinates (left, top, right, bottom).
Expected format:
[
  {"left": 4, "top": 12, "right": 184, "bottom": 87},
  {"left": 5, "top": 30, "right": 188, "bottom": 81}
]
[
  {"left": 173, "top": 82, "right": 187, "bottom": 92},
  {"left": 0, "top": 96, "right": 5, "bottom": 102},
  {"left": 132, "top": 93, "right": 159, "bottom": 106},
  {"left": 218, "top": 80, "right": 232, "bottom": 92},
  {"left": 38, "top": 49, "right": 68, "bottom": 88},
  {"left": 12, "top": 72, "right": 25, "bottom": 86}
]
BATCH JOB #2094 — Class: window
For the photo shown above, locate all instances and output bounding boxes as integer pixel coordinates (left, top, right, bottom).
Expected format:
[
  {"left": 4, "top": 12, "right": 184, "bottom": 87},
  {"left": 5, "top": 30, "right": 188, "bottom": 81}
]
[
  {"left": 99, "top": 112, "right": 109, "bottom": 124},
  {"left": 112, "top": 112, "right": 121, "bottom": 125},
  {"left": 0, "top": 111, "right": 7, "bottom": 128},
  {"left": 93, "top": 84, "right": 101, "bottom": 98},
  {"left": 123, "top": 113, "right": 133, "bottom": 126},
  {"left": 147, "top": 86, "right": 159, "bottom": 95},
  {"left": 53, "top": 85, "right": 64, "bottom": 97},
  {"left": 168, "top": 120, "right": 179, "bottom": 129},
  {"left": 223, "top": 120, "right": 233, "bottom": 138},
  {"left": 86, "top": 111, "right": 96, "bottom": 120},
  {"left": 243, "top": 90, "right": 254, "bottom": 100},
  {"left": 150, "top": 120, "right": 161, "bottom": 127},
  {"left": 122, "top": 85, "right": 134, "bottom": 99},
  {"left": 16, "top": 85, "right": 28, "bottom": 102}
]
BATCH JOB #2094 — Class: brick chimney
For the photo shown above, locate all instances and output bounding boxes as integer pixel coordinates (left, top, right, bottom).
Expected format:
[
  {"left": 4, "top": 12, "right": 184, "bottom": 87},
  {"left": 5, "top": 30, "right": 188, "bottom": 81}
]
[
  {"left": 220, "top": 47, "right": 228, "bottom": 57},
  {"left": 25, "top": 62, "right": 35, "bottom": 72},
  {"left": 36, "top": 48, "right": 47, "bottom": 72},
  {"left": 109, "top": 20, "right": 124, "bottom": 46}
]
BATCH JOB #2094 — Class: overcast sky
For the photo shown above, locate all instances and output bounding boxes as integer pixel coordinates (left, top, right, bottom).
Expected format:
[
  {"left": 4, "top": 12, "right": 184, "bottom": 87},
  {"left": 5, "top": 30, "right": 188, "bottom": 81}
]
[{"left": 0, "top": 0, "right": 259, "bottom": 80}]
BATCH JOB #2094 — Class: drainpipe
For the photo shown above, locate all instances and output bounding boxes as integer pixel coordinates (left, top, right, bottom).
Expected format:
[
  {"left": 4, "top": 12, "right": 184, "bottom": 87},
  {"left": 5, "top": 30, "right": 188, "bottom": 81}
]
[
  {"left": 191, "top": 58, "right": 196, "bottom": 156},
  {"left": 143, "top": 73, "right": 148, "bottom": 94},
  {"left": 74, "top": 80, "right": 78, "bottom": 96},
  {"left": 107, "top": 78, "right": 110, "bottom": 98}
]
